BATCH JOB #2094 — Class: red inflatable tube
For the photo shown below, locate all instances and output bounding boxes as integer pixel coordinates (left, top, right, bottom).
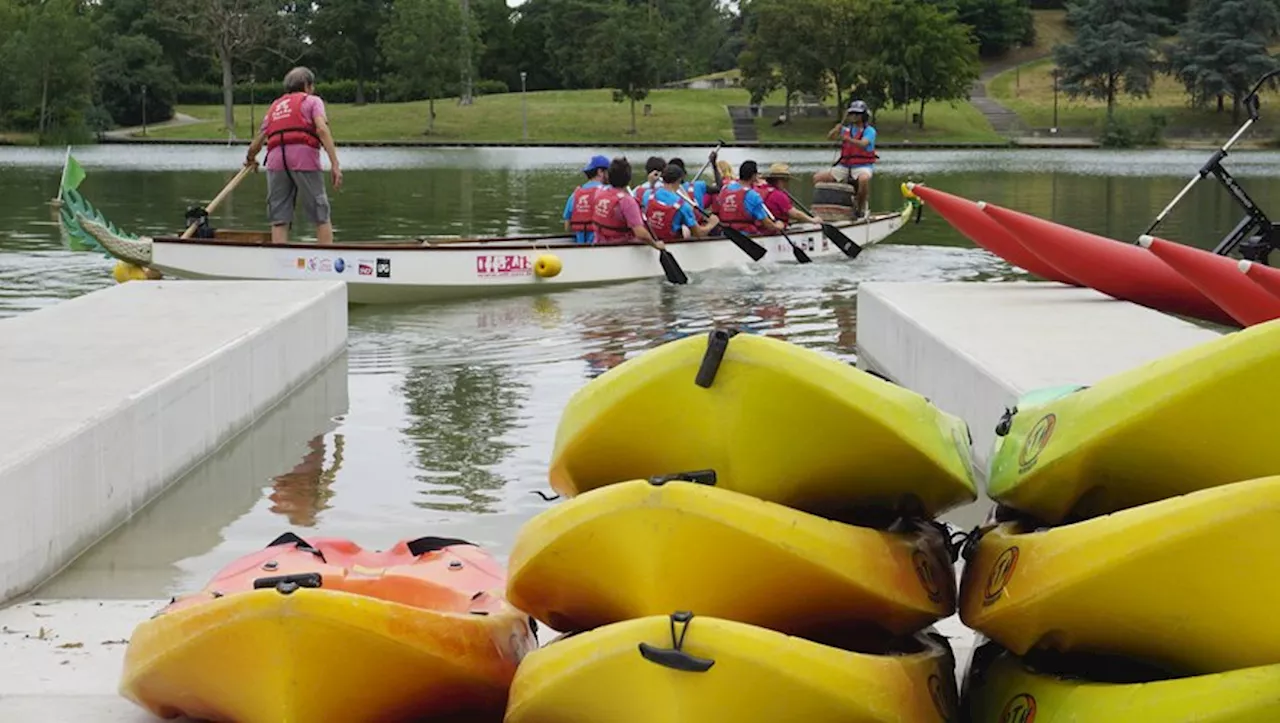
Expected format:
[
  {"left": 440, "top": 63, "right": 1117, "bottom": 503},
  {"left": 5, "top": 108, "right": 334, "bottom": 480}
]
[
  {"left": 908, "top": 184, "right": 1078, "bottom": 285},
  {"left": 1138, "top": 235, "right": 1280, "bottom": 327},
  {"left": 1238, "top": 259, "right": 1280, "bottom": 301},
  {"left": 979, "top": 202, "right": 1238, "bottom": 327}
]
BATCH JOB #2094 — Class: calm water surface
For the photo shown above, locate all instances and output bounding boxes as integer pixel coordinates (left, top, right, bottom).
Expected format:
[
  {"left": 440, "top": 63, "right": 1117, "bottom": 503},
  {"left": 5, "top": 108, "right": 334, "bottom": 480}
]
[{"left": 3, "top": 144, "right": 1277, "bottom": 598}]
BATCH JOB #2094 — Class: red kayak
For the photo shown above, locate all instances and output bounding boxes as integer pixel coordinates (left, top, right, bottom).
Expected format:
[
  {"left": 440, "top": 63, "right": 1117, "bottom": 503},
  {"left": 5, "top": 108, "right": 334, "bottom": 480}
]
[
  {"left": 978, "top": 202, "right": 1238, "bottom": 327},
  {"left": 1138, "top": 235, "right": 1280, "bottom": 326},
  {"left": 1239, "top": 259, "right": 1280, "bottom": 300},
  {"left": 907, "top": 184, "right": 1078, "bottom": 285}
]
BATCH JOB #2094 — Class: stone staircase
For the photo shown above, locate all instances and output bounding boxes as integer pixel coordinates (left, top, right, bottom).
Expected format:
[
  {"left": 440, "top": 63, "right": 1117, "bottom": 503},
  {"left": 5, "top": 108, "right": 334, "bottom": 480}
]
[
  {"left": 969, "top": 80, "right": 1024, "bottom": 135},
  {"left": 726, "top": 106, "right": 759, "bottom": 143}
]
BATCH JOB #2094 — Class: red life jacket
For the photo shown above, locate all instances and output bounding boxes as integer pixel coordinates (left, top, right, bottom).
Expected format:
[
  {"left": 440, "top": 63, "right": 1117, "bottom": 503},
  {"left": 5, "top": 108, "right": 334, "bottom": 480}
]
[
  {"left": 839, "top": 126, "right": 878, "bottom": 167},
  {"left": 592, "top": 188, "right": 634, "bottom": 244},
  {"left": 264, "top": 92, "right": 321, "bottom": 152},
  {"left": 633, "top": 180, "right": 657, "bottom": 205},
  {"left": 716, "top": 183, "right": 764, "bottom": 233},
  {"left": 568, "top": 183, "right": 599, "bottom": 232},
  {"left": 643, "top": 193, "right": 685, "bottom": 241},
  {"left": 756, "top": 183, "right": 788, "bottom": 229}
]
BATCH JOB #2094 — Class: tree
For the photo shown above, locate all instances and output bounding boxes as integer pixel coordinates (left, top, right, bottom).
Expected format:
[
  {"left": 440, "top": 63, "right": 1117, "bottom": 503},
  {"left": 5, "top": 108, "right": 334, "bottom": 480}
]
[
  {"left": 927, "top": 0, "right": 1035, "bottom": 57},
  {"left": 380, "top": 0, "right": 476, "bottom": 134},
  {"left": 588, "top": 2, "right": 666, "bottom": 135},
  {"left": 873, "top": 0, "right": 981, "bottom": 129},
  {"left": 161, "top": 0, "right": 290, "bottom": 134},
  {"left": 810, "top": 0, "right": 871, "bottom": 112},
  {"left": 0, "top": 0, "right": 95, "bottom": 139},
  {"left": 740, "top": 0, "right": 827, "bottom": 113},
  {"left": 1168, "top": 0, "right": 1280, "bottom": 122},
  {"left": 1054, "top": 0, "right": 1168, "bottom": 118},
  {"left": 91, "top": 33, "right": 178, "bottom": 127},
  {"left": 309, "top": 0, "right": 390, "bottom": 105}
]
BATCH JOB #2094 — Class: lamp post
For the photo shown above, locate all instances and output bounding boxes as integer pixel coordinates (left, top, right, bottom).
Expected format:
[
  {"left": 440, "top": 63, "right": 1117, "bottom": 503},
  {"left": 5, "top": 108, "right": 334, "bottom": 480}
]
[
  {"left": 520, "top": 71, "right": 528, "bottom": 141},
  {"left": 1051, "top": 67, "right": 1060, "bottom": 134},
  {"left": 249, "top": 73, "right": 256, "bottom": 136},
  {"left": 141, "top": 85, "right": 147, "bottom": 136}
]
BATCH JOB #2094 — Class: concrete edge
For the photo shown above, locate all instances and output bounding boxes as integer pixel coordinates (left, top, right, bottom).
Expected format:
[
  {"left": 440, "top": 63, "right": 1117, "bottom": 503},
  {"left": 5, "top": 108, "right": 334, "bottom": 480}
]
[{"left": 1, "top": 281, "right": 349, "bottom": 603}]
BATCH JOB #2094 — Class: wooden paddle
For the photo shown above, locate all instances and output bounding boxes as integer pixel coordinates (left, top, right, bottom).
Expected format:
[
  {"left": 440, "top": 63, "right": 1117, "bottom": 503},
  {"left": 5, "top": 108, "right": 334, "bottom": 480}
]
[
  {"left": 785, "top": 190, "right": 861, "bottom": 259},
  {"left": 674, "top": 188, "right": 767, "bottom": 261},
  {"left": 689, "top": 139, "right": 726, "bottom": 183},
  {"left": 181, "top": 165, "right": 254, "bottom": 239},
  {"left": 760, "top": 203, "right": 812, "bottom": 264}
]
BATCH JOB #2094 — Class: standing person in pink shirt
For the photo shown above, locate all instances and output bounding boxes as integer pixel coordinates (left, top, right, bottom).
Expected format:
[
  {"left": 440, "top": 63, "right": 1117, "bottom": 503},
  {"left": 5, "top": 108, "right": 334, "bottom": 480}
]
[{"left": 244, "top": 67, "right": 343, "bottom": 245}]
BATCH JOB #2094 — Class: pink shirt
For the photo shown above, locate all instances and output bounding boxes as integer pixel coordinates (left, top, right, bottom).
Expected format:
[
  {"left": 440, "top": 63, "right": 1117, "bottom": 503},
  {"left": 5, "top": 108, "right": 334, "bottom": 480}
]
[
  {"left": 618, "top": 193, "right": 644, "bottom": 229},
  {"left": 762, "top": 185, "right": 793, "bottom": 223},
  {"left": 260, "top": 94, "right": 326, "bottom": 172}
]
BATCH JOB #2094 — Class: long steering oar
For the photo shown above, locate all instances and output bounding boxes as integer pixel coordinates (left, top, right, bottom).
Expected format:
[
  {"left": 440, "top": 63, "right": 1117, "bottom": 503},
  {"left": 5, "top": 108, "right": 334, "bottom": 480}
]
[
  {"left": 674, "top": 188, "right": 766, "bottom": 261},
  {"left": 181, "top": 164, "right": 254, "bottom": 239},
  {"left": 760, "top": 203, "right": 812, "bottom": 264},
  {"left": 784, "top": 190, "right": 861, "bottom": 259}
]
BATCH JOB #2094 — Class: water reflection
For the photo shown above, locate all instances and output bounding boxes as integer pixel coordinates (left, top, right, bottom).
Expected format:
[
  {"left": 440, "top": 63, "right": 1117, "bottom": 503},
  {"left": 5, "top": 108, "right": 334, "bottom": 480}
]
[
  {"left": 268, "top": 433, "right": 345, "bottom": 527},
  {"left": 400, "top": 364, "right": 528, "bottom": 514}
]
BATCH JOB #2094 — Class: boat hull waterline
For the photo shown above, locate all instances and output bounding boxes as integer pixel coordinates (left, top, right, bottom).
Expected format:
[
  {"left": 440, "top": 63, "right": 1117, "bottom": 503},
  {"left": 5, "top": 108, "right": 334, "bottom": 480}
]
[{"left": 74, "top": 205, "right": 912, "bottom": 304}]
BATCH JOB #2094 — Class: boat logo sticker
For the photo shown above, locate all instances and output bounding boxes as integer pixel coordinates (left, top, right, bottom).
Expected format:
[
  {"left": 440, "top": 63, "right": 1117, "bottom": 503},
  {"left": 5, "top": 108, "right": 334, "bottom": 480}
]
[
  {"left": 1017, "top": 413, "right": 1057, "bottom": 474},
  {"left": 376, "top": 258, "right": 391, "bottom": 278},
  {"left": 999, "top": 693, "right": 1036, "bottom": 723},
  {"left": 927, "top": 672, "right": 958, "bottom": 721},
  {"left": 358, "top": 261, "right": 374, "bottom": 276},
  {"left": 913, "top": 550, "right": 945, "bottom": 604},
  {"left": 476, "top": 254, "right": 534, "bottom": 277},
  {"left": 982, "top": 546, "right": 1019, "bottom": 606}
]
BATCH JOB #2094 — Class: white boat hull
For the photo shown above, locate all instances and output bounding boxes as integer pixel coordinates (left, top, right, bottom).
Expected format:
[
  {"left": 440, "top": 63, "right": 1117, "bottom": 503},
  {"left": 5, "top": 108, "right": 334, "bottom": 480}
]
[{"left": 80, "top": 206, "right": 912, "bottom": 305}]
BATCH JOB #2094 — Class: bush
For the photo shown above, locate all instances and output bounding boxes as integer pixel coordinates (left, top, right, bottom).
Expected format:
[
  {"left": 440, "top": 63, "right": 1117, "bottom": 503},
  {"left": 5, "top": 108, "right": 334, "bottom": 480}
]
[
  {"left": 1098, "top": 116, "right": 1135, "bottom": 148},
  {"left": 476, "top": 79, "right": 509, "bottom": 95},
  {"left": 1097, "top": 113, "right": 1166, "bottom": 148}
]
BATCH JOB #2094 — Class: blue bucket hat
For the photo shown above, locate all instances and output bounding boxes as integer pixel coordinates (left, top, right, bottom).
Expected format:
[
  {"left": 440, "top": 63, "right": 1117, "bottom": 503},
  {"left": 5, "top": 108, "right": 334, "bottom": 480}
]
[{"left": 582, "top": 154, "right": 610, "bottom": 173}]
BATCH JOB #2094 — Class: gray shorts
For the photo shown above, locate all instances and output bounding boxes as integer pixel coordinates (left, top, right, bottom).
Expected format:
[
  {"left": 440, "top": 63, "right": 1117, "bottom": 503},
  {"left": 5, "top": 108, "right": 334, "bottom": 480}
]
[{"left": 266, "top": 170, "right": 330, "bottom": 226}]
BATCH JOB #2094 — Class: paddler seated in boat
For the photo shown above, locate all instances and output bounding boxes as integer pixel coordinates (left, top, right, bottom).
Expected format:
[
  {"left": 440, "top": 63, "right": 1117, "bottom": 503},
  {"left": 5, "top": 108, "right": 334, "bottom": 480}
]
[
  {"left": 644, "top": 163, "right": 721, "bottom": 241},
  {"left": 243, "top": 66, "right": 343, "bottom": 245},
  {"left": 563, "top": 154, "right": 610, "bottom": 244},
  {"left": 813, "top": 99, "right": 878, "bottom": 217},
  {"left": 633, "top": 156, "right": 666, "bottom": 205},
  {"left": 715, "top": 160, "right": 784, "bottom": 236},
  {"left": 669, "top": 152, "right": 722, "bottom": 209},
  {"left": 591, "top": 157, "right": 664, "bottom": 248},
  {"left": 759, "top": 163, "right": 823, "bottom": 227}
]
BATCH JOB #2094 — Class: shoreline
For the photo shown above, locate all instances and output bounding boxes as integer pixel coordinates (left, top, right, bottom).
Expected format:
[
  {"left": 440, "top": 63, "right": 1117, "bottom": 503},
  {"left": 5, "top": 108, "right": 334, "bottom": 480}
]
[{"left": 95, "top": 136, "right": 1097, "bottom": 150}]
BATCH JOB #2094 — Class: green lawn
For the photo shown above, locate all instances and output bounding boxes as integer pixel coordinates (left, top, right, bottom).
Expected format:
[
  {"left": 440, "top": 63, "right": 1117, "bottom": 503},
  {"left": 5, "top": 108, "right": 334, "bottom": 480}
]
[
  {"left": 144, "top": 86, "right": 1001, "bottom": 145},
  {"left": 990, "top": 57, "right": 1280, "bottom": 138},
  {"left": 148, "top": 88, "right": 794, "bottom": 143},
  {"left": 755, "top": 100, "right": 1003, "bottom": 143},
  {"left": 0, "top": 131, "right": 37, "bottom": 145}
]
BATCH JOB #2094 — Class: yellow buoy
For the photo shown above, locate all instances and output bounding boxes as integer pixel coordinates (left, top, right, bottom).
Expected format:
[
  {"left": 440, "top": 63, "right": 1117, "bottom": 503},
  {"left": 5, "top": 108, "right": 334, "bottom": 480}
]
[
  {"left": 112, "top": 261, "right": 150, "bottom": 283},
  {"left": 900, "top": 182, "right": 919, "bottom": 201},
  {"left": 534, "top": 254, "right": 562, "bottom": 279}
]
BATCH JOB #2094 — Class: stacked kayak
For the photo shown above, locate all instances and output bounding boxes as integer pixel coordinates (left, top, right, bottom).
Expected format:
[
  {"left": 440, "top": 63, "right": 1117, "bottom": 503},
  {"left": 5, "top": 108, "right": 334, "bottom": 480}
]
[
  {"left": 909, "top": 183, "right": 1280, "bottom": 328},
  {"left": 120, "top": 533, "right": 537, "bottom": 723},
  {"left": 505, "top": 330, "right": 980, "bottom": 722},
  {"left": 957, "top": 318, "right": 1280, "bottom": 720}
]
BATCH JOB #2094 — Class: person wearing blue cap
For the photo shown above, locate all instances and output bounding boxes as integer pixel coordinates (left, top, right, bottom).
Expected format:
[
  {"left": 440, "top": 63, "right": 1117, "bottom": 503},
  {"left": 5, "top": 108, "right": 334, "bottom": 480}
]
[{"left": 564, "top": 154, "right": 610, "bottom": 244}]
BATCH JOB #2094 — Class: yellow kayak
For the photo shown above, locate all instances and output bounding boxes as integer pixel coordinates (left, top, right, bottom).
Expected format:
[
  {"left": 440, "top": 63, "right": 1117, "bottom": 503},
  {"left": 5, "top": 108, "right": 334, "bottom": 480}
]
[
  {"left": 964, "top": 642, "right": 1280, "bottom": 722},
  {"left": 121, "top": 535, "right": 536, "bottom": 722},
  {"left": 960, "top": 475, "right": 1280, "bottom": 676},
  {"left": 987, "top": 317, "right": 1280, "bottom": 524},
  {"left": 507, "top": 478, "right": 956, "bottom": 639},
  {"left": 503, "top": 613, "right": 960, "bottom": 723},
  {"left": 549, "top": 330, "right": 977, "bottom": 521}
]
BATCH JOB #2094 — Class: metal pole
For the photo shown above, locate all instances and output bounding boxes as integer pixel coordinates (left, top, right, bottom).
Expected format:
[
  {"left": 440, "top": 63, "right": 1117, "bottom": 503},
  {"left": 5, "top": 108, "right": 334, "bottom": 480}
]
[
  {"left": 521, "top": 71, "right": 528, "bottom": 141},
  {"left": 141, "top": 85, "right": 147, "bottom": 136},
  {"left": 249, "top": 73, "right": 255, "bottom": 136},
  {"left": 1052, "top": 69, "right": 1058, "bottom": 133}
]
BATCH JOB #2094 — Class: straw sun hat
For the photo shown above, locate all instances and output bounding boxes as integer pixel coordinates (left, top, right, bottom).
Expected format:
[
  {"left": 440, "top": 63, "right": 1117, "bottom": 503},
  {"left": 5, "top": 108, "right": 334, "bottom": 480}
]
[{"left": 762, "top": 162, "right": 791, "bottom": 180}]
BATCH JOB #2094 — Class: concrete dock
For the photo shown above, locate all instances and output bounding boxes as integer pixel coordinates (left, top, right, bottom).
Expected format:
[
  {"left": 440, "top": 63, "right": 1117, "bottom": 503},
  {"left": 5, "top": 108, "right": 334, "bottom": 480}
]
[
  {"left": 0, "top": 280, "right": 348, "bottom": 605},
  {"left": 856, "top": 281, "right": 1225, "bottom": 476}
]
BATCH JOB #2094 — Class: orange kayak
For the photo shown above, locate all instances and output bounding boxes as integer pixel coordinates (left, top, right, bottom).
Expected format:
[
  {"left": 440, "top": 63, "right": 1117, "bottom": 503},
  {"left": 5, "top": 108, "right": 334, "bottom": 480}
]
[{"left": 121, "top": 533, "right": 537, "bottom": 723}]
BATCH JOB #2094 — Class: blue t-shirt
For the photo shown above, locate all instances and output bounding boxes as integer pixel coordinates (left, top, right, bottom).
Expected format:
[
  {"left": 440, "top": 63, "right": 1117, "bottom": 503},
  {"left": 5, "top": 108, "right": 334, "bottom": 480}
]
[
  {"left": 563, "top": 180, "right": 603, "bottom": 244},
  {"left": 646, "top": 187, "right": 698, "bottom": 236},
  {"left": 681, "top": 179, "right": 709, "bottom": 206},
  {"left": 839, "top": 125, "right": 877, "bottom": 167}
]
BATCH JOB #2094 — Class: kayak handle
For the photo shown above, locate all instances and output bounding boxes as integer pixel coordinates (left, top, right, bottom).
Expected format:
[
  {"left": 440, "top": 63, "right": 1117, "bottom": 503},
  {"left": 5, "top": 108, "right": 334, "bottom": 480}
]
[
  {"left": 695, "top": 328, "right": 740, "bottom": 389},
  {"left": 253, "top": 572, "right": 322, "bottom": 595},
  {"left": 638, "top": 611, "right": 715, "bottom": 673},
  {"left": 649, "top": 469, "right": 717, "bottom": 487}
]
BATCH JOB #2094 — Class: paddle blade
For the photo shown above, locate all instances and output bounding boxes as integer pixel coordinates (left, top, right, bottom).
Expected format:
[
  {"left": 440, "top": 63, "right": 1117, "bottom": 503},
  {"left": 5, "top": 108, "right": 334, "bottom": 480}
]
[
  {"left": 723, "top": 227, "right": 767, "bottom": 261},
  {"left": 660, "top": 250, "right": 689, "bottom": 284},
  {"left": 823, "top": 223, "right": 861, "bottom": 258},
  {"left": 789, "top": 238, "right": 812, "bottom": 263}
]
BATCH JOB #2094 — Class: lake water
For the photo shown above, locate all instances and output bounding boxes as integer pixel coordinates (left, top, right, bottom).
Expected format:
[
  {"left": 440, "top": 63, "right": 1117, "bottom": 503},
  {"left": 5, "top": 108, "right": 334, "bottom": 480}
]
[{"left": 3, "top": 143, "right": 1277, "bottom": 599}]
